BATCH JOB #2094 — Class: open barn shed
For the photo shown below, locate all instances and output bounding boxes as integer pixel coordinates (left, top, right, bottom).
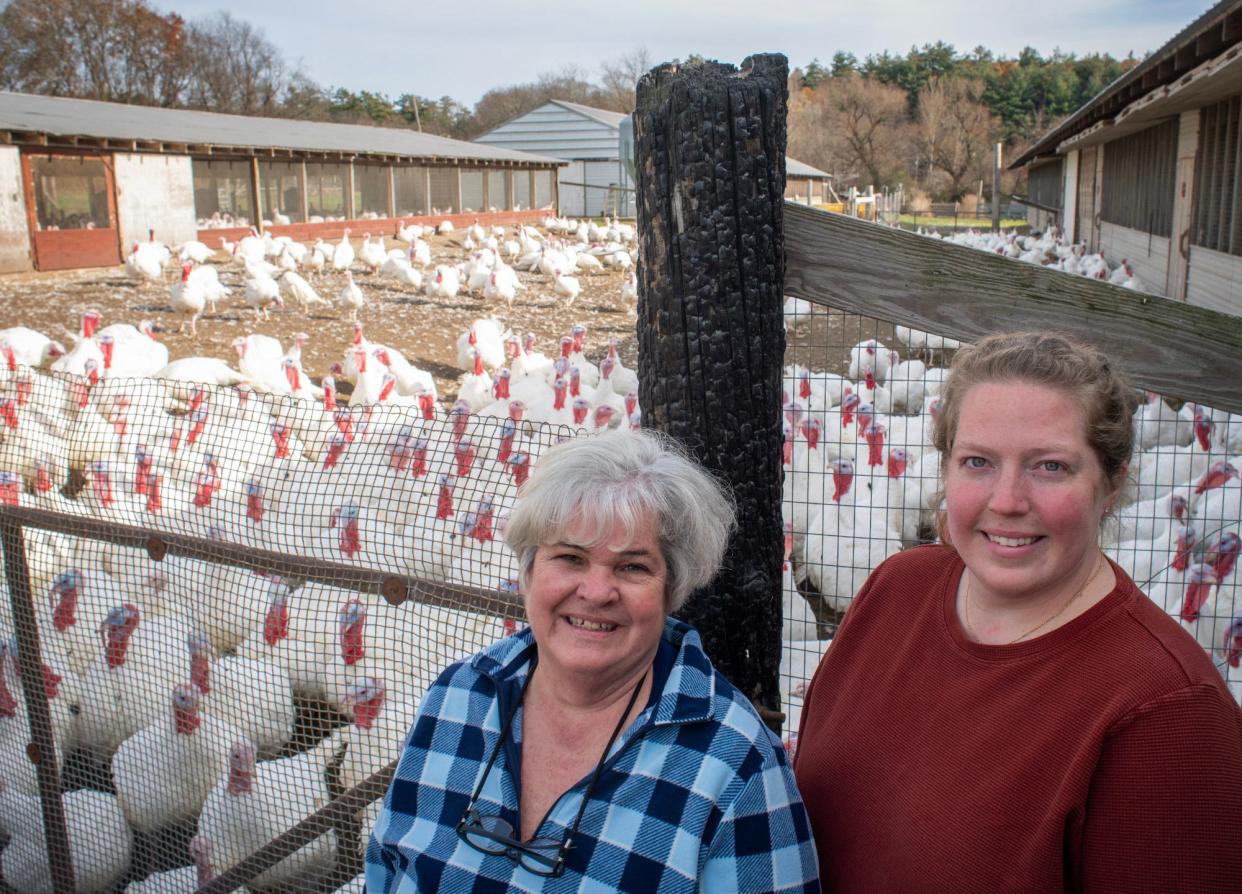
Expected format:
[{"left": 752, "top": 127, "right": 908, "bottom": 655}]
[
  {"left": 473, "top": 98, "right": 831, "bottom": 218},
  {"left": 1012, "top": 0, "right": 1242, "bottom": 313},
  {"left": 0, "top": 91, "right": 565, "bottom": 274}
]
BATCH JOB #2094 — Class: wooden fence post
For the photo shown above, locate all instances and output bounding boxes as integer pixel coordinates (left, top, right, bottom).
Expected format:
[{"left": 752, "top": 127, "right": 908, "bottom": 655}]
[{"left": 633, "top": 54, "right": 788, "bottom": 726}]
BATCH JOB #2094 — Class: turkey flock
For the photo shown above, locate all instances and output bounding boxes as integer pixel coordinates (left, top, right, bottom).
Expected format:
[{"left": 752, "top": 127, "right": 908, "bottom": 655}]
[
  {"left": 777, "top": 318, "right": 1242, "bottom": 750},
  {"left": 917, "top": 224, "right": 1147, "bottom": 291},
  {"left": 124, "top": 216, "right": 638, "bottom": 341},
  {"left": 0, "top": 215, "right": 1236, "bottom": 890},
  {"left": 0, "top": 218, "right": 643, "bottom": 893}
]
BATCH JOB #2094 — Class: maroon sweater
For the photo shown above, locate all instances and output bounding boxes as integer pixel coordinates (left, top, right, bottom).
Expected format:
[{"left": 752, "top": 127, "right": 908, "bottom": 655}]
[{"left": 793, "top": 545, "right": 1242, "bottom": 894}]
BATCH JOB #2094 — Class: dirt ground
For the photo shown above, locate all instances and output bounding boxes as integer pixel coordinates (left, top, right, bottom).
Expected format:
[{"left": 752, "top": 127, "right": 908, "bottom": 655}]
[{"left": 0, "top": 230, "right": 639, "bottom": 401}]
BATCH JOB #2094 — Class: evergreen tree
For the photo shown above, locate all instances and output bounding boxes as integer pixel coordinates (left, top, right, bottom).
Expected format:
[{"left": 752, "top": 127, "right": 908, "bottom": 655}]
[
  {"left": 831, "top": 51, "right": 858, "bottom": 77},
  {"left": 801, "top": 58, "right": 828, "bottom": 89}
]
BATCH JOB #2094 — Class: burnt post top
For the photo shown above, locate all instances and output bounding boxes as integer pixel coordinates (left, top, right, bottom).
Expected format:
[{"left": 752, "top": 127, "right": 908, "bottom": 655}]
[
  {"left": 632, "top": 53, "right": 789, "bottom": 725},
  {"left": 635, "top": 54, "right": 790, "bottom": 111}
]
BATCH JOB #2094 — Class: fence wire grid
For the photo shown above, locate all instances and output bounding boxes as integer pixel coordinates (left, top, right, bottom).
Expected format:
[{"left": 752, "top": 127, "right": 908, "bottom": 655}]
[
  {"left": 0, "top": 304, "right": 1239, "bottom": 891},
  {"left": 779, "top": 298, "right": 1242, "bottom": 751},
  {"left": 0, "top": 368, "right": 575, "bottom": 894}
]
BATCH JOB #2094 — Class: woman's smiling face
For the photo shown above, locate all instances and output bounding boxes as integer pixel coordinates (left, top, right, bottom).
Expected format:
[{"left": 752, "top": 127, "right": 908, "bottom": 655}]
[
  {"left": 945, "top": 380, "right": 1114, "bottom": 607},
  {"left": 524, "top": 513, "right": 668, "bottom": 688}
]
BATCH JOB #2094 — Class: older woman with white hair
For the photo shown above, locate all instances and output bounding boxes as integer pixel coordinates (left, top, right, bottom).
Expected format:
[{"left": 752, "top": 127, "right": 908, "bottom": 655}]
[{"left": 367, "top": 429, "right": 819, "bottom": 892}]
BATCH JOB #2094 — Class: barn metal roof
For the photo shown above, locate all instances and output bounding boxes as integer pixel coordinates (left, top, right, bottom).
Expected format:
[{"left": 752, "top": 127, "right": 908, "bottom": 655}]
[
  {"left": 475, "top": 98, "right": 831, "bottom": 178},
  {"left": 0, "top": 91, "right": 563, "bottom": 165},
  {"left": 547, "top": 99, "right": 629, "bottom": 129},
  {"left": 787, "top": 157, "right": 833, "bottom": 179},
  {"left": 1011, "top": 0, "right": 1242, "bottom": 169},
  {"left": 474, "top": 101, "right": 622, "bottom": 160}
]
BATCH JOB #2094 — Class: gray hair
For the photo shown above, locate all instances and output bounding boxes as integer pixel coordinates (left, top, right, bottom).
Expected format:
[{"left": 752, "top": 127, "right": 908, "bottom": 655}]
[{"left": 503, "top": 429, "right": 736, "bottom": 611}]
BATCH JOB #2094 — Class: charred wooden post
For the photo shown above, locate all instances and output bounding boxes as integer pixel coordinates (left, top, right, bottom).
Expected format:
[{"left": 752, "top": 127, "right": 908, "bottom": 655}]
[{"left": 633, "top": 54, "right": 788, "bottom": 727}]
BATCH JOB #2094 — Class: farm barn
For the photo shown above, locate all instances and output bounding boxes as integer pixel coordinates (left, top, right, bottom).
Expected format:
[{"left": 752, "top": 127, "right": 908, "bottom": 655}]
[
  {"left": 0, "top": 91, "right": 565, "bottom": 274},
  {"left": 1012, "top": 0, "right": 1242, "bottom": 313},
  {"left": 473, "top": 98, "right": 832, "bottom": 217},
  {"left": 0, "top": 52, "right": 1239, "bottom": 892}
]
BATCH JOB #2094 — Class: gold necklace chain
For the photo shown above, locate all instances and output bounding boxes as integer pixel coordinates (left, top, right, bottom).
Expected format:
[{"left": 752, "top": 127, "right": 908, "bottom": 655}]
[{"left": 963, "top": 552, "right": 1106, "bottom": 645}]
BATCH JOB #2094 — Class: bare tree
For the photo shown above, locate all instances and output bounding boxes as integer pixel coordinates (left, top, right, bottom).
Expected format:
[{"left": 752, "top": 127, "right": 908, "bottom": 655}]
[
  {"left": 469, "top": 65, "right": 608, "bottom": 137},
  {"left": 792, "top": 73, "right": 910, "bottom": 188},
  {"left": 0, "top": 0, "right": 191, "bottom": 105},
  {"left": 184, "top": 12, "right": 294, "bottom": 115},
  {"left": 916, "top": 77, "right": 999, "bottom": 200},
  {"left": 598, "top": 47, "right": 651, "bottom": 112},
  {"left": 787, "top": 77, "right": 840, "bottom": 177}
]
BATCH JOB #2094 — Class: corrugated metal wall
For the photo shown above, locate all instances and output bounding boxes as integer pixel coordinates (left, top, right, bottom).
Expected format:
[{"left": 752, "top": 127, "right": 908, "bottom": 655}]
[
  {"left": 1027, "top": 159, "right": 1063, "bottom": 211},
  {"left": 0, "top": 146, "right": 31, "bottom": 272},
  {"left": 559, "top": 161, "right": 587, "bottom": 216},
  {"left": 1100, "top": 221, "right": 1171, "bottom": 291},
  {"left": 475, "top": 103, "right": 633, "bottom": 217},
  {"left": 1187, "top": 244, "right": 1242, "bottom": 314},
  {"left": 1101, "top": 119, "right": 1178, "bottom": 237},
  {"left": 114, "top": 154, "right": 197, "bottom": 248},
  {"left": 475, "top": 103, "right": 619, "bottom": 159},
  {"left": 1193, "top": 93, "right": 1241, "bottom": 256}
]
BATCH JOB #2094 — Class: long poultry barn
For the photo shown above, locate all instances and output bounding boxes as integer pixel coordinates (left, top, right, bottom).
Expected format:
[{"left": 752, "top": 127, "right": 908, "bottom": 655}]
[
  {"left": 1011, "top": 0, "right": 1242, "bottom": 314},
  {"left": 0, "top": 91, "right": 566, "bottom": 273}
]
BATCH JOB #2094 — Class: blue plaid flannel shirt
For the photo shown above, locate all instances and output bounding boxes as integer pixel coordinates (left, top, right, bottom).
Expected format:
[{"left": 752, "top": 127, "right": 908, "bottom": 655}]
[{"left": 366, "top": 617, "right": 820, "bottom": 893}]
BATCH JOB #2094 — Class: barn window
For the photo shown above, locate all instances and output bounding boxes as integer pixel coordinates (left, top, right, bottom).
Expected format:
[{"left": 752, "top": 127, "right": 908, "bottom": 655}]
[
  {"left": 305, "top": 163, "right": 346, "bottom": 221},
  {"left": 534, "top": 170, "right": 554, "bottom": 210},
  {"left": 258, "top": 161, "right": 304, "bottom": 224},
  {"left": 1193, "top": 94, "right": 1242, "bottom": 256},
  {"left": 354, "top": 164, "right": 390, "bottom": 218},
  {"left": 487, "top": 170, "right": 508, "bottom": 210},
  {"left": 192, "top": 159, "right": 253, "bottom": 228},
  {"left": 28, "top": 155, "right": 110, "bottom": 230},
  {"left": 394, "top": 166, "right": 428, "bottom": 216},
  {"left": 513, "top": 170, "right": 532, "bottom": 210},
  {"left": 1101, "top": 119, "right": 1177, "bottom": 237},
  {"left": 460, "top": 170, "right": 484, "bottom": 212},
  {"left": 429, "top": 168, "right": 456, "bottom": 213}
]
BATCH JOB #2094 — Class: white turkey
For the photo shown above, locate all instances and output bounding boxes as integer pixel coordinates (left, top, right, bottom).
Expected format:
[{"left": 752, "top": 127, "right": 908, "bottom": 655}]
[
  {"left": 338, "top": 271, "right": 366, "bottom": 323},
  {"left": 332, "top": 229, "right": 355, "bottom": 271},
  {"left": 455, "top": 319, "right": 509, "bottom": 372},
  {"left": 425, "top": 264, "right": 461, "bottom": 299},
  {"left": 0, "top": 780, "right": 132, "bottom": 894},
  {"left": 0, "top": 326, "right": 65, "bottom": 369},
  {"left": 552, "top": 268, "right": 581, "bottom": 304},
  {"left": 111, "top": 683, "right": 244, "bottom": 833},
  {"left": 279, "top": 269, "right": 329, "bottom": 313},
  {"left": 124, "top": 236, "right": 167, "bottom": 282},
  {"left": 198, "top": 735, "right": 344, "bottom": 889},
  {"left": 358, "top": 233, "right": 388, "bottom": 272}
]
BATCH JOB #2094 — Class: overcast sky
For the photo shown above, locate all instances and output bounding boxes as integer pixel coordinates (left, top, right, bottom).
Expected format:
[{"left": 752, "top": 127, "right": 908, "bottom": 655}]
[{"left": 164, "top": 0, "right": 1209, "bottom": 107}]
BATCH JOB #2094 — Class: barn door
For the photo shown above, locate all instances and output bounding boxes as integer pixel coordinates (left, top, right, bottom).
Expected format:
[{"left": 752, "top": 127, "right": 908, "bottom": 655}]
[
  {"left": 22, "top": 152, "right": 121, "bottom": 271},
  {"left": 1075, "top": 145, "right": 1097, "bottom": 251}
]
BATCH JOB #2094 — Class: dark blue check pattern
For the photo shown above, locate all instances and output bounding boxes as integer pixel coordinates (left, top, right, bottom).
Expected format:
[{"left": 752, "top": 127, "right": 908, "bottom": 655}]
[{"left": 366, "top": 618, "right": 820, "bottom": 893}]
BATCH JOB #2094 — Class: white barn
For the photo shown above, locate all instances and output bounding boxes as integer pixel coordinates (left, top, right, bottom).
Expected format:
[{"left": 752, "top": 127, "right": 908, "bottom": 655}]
[
  {"left": 474, "top": 100, "right": 631, "bottom": 218},
  {"left": 474, "top": 99, "right": 833, "bottom": 219},
  {"left": 1012, "top": 0, "right": 1242, "bottom": 313}
]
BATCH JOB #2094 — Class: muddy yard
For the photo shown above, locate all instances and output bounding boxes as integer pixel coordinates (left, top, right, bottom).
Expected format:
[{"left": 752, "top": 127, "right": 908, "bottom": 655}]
[{"left": 0, "top": 231, "right": 638, "bottom": 401}]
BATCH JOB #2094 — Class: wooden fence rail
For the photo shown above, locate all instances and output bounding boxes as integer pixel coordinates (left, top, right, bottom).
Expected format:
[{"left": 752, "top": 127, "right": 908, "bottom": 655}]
[{"left": 784, "top": 201, "right": 1242, "bottom": 416}]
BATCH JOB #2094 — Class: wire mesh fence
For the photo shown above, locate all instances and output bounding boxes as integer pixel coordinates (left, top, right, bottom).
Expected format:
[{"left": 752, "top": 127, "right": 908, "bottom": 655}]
[
  {"left": 779, "top": 297, "right": 1242, "bottom": 752},
  {"left": 0, "top": 293, "right": 1240, "bottom": 889},
  {"left": 0, "top": 369, "right": 576, "bottom": 893}
]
